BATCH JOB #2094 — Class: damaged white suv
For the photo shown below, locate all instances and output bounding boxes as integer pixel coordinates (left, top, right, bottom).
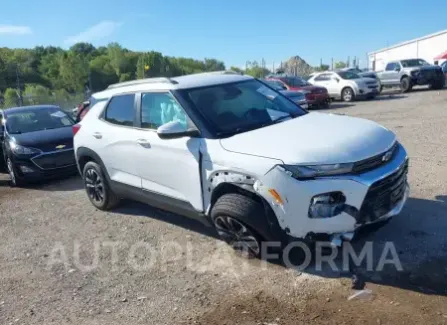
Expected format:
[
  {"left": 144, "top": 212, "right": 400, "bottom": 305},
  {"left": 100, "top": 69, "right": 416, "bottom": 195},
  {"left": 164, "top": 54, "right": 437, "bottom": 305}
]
[{"left": 74, "top": 72, "right": 409, "bottom": 257}]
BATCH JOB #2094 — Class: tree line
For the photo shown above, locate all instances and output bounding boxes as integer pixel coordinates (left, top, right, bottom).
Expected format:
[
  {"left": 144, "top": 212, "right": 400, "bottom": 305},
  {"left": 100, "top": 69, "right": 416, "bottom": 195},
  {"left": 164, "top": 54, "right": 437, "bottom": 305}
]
[{"left": 0, "top": 42, "right": 227, "bottom": 108}]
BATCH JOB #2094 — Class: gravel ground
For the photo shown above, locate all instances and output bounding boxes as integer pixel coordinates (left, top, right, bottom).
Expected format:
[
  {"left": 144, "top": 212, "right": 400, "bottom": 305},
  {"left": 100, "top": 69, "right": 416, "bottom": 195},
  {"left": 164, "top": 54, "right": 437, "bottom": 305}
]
[{"left": 0, "top": 87, "right": 446, "bottom": 325}]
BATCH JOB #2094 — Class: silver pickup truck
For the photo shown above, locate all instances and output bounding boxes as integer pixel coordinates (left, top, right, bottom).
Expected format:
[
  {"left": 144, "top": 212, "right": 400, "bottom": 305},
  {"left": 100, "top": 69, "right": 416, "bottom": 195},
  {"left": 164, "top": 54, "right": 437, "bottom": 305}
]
[{"left": 376, "top": 59, "right": 445, "bottom": 92}]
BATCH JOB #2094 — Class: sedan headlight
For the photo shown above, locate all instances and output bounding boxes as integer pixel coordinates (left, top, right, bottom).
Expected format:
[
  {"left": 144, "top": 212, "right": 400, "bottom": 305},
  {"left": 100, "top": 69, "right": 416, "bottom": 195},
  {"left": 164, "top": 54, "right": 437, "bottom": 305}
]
[
  {"left": 280, "top": 163, "right": 354, "bottom": 179},
  {"left": 9, "top": 142, "right": 41, "bottom": 156}
]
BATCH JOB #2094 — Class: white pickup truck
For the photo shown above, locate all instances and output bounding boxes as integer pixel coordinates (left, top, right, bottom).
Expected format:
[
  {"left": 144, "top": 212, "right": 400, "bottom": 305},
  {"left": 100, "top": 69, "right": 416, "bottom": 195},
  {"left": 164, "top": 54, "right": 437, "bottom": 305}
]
[{"left": 376, "top": 59, "right": 445, "bottom": 92}]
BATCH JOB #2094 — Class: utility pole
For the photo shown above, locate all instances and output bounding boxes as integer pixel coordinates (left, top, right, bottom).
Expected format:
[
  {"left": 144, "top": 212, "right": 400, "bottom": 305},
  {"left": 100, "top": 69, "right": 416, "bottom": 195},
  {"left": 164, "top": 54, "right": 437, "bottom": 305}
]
[
  {"left": 88, "top": 68, "right": 93, "bottom": 94},
  {"left": 16, "top": 64, "right": 23, "bottom": 106},
  {"left": 331, "top": 58, "right": 334, "bottom": 70}
]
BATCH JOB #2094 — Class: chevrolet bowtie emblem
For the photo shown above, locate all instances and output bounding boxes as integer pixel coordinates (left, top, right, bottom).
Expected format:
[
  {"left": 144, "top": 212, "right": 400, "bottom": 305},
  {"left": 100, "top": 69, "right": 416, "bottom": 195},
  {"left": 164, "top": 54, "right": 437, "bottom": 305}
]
[{"left": 55, "top": 145, "right": 66, "bottom": 150}]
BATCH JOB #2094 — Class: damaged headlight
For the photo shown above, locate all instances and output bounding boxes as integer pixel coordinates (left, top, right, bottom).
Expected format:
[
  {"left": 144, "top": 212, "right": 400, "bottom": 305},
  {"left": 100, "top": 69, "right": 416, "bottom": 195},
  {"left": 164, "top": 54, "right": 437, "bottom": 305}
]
[
  {"left": 309, "top": 192, "right": 346, "bottom": 219},
  {"left": 280, "top": 163, "right": 354, "bottom": 180}
]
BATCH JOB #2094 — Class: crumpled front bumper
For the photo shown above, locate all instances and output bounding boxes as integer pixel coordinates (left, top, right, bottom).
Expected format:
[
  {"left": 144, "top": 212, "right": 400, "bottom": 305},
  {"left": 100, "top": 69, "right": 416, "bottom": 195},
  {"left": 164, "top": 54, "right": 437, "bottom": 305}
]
[{"left": 255, "top": 143, "right": 409, "bottom": 240}]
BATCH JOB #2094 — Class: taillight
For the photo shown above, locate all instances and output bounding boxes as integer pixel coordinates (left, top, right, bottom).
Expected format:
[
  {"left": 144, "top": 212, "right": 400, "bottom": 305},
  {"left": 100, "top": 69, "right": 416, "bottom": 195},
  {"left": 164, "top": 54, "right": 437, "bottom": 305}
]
[{"left": 73, "top": 124, "right": 81, "bottom": 136}]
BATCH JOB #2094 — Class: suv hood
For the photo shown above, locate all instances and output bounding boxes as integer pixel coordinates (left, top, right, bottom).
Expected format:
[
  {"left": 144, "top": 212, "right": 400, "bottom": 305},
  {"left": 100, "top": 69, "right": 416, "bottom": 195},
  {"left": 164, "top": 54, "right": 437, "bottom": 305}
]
[{"left": 220, "top": 112, "right": 396, "bottom": 164}]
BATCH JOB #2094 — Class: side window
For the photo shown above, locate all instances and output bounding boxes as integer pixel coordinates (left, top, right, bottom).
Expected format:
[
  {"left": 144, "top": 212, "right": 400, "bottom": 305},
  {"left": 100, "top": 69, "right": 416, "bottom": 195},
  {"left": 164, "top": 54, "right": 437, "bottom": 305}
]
[
  {"left": 104, "top": 94, "right": 135, "bottom": 126},
  {"left": 385, "top": 63, "right": 394, "bottom": 71},
  {"left": 314, "top": 73, "right": 329, "bottom": 81},
  {"left": 141, "top": 92, "right": 188, "bottom": 130}
]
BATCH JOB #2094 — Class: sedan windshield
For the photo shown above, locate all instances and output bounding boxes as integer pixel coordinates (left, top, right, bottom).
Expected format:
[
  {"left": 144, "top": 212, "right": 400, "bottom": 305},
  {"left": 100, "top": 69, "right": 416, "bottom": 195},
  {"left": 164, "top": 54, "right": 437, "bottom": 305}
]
[
  {"left": 263, "top": 80, "right": 286, "bottom": 91},
  {"left": 6, "top": 107, "right": 74, "bottom": 134},
  {"left": 179, "top": 80, "right": 307, "bottom": 136},
  {"left": 337, "top": 71, "right": 361, "bottom": 80},
  {"left": 283, "top": 76, "right": 310, "bottom": 87},
  {"left": 401, "top": 59, "right": 429, "bottom": 67}
]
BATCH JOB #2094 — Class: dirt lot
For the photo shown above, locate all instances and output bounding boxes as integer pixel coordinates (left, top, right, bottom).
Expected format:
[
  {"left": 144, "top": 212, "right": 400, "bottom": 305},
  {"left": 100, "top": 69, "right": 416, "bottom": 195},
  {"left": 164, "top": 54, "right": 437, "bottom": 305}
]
[{"left": 1, "top": 88, "right": 447, "bottom": 325}]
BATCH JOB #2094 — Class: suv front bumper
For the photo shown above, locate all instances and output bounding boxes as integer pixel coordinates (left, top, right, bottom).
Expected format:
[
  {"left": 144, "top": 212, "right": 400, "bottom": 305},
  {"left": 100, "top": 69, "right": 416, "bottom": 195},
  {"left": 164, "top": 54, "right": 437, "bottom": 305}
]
[{"left": 255, "top": 143, "right": 409, "bottom": 240}]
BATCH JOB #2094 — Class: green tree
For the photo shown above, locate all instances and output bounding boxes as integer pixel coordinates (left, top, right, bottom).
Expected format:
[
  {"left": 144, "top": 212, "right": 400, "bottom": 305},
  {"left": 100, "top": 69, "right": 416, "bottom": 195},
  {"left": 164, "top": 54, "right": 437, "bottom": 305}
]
[
  {"left": 58, "top": 52, "right": 89, "bottom": 92},
  {"left": 229, "top": 66, "right": 244, "bottom": 74},
  {"left": 23, "top": 84, "right": 51, "bottom": 105},
  {"left": 3, "top": 88, "right": 18, "bottom": 108},
  {"left": 334, "top": 61, "right": 347, "bottom": 69},
  {"left": 89, "top": 55, "right": 118, "bottom": 91}
]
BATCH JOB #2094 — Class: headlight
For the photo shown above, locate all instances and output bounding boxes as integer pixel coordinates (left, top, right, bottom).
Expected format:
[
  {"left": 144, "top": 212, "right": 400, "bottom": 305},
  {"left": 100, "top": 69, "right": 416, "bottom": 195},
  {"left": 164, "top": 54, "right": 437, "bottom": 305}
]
[
  {"left": 280, "top": 163, "right": 354, "bottom": 179},
  {"left": 9, "top": 142, "right": 41, "bottom": 156},
  {"left": 309, "top": 192, "right": 346, "bottom": 219}
]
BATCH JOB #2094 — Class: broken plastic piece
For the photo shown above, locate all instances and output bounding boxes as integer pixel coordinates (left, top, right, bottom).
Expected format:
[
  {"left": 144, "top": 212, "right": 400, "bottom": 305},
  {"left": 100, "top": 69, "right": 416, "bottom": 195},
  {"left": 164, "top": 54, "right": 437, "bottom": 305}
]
[{"left": 348, "top": 289, "right": 373, "bottom": 300}]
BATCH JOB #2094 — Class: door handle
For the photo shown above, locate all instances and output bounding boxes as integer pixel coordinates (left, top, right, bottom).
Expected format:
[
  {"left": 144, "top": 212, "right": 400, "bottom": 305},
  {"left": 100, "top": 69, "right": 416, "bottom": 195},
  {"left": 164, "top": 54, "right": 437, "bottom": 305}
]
[
  {"left": 93, "top": 132, "right": 102, "bottom": 139},
  {"left": 136, "top": 139, "right": 151, "bottom": 148}
]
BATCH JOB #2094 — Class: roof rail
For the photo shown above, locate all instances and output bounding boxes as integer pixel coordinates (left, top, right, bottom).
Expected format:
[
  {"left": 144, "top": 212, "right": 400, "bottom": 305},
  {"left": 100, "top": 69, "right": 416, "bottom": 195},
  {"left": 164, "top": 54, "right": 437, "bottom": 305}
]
[{"left": 107, "top": 77, "right": 178, "bottom": 89}]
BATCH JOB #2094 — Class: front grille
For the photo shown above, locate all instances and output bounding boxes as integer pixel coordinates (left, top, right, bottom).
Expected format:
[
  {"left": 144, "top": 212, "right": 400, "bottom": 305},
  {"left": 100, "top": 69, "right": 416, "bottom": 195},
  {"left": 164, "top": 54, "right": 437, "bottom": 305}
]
[
  {"left": 366, "top": 81, "right": 376, "bottom": 85},
  {"left": 353, "top": 142, "right": 398, "bottom": 174},
  {"left": 368, "top": 85, "right": 378, "bottom": 89},
  {"left": 32, "top": 149, "right": 76, "bottom": 170},
  {"left": 358, "top": 160, "right": 408, "bottom": 223},
  {"left": 420, "top": 69, "right": 442, "bottom": 79}
]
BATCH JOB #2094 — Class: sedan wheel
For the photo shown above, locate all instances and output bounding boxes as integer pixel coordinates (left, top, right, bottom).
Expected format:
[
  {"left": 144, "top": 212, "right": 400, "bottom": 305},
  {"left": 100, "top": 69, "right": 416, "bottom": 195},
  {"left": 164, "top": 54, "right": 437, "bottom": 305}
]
[
  {"left": 7, "top": 158, "right": 17, "bottom": 187},
  {"left": 342, "top": 88, "right": 354, "bottom": 102},
  {"left": 213, "top": 215, "right": 261, "bottom": 257}
]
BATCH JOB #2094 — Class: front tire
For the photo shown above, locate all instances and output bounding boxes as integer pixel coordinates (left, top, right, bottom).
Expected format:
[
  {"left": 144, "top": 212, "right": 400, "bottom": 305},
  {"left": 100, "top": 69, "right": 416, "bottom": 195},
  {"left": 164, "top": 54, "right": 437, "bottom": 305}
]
[
  {"left": 400, "top": 77, "right": 412, "bottom": 93},
  {"left": 211, "top": 193, "right": 265, "bottom": 258},
  {"left": 341, "top": 87, "right": 354, "bottom": 102},
  {"left": 83, "top": 161, "right": 119, "bottom": 210},
  {"left": 7, "top": 158, "right": 22, "bottom": 187}
]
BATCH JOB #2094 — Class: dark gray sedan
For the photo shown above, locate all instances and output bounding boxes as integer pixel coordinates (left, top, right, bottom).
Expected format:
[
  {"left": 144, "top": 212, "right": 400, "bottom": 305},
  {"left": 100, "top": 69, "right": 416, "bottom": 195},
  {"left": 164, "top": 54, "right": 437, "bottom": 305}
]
[{"left": 262, "top": 79, "right": 309, "bottom": 109}]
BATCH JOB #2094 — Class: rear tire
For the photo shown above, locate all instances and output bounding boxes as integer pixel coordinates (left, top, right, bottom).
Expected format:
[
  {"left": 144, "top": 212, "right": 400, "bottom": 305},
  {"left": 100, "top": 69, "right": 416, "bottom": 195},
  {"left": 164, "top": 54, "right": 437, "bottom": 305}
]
[
  {"left": 341, "top": 87, "right": 355, "bottom": 102},
  {"left": 83, "top": 161, "right": 119, "bottom": 210},
  {"left": 400, "top": 77, "right": 412, "bottom": 93},
  {"left": 211, "top": 193, "right": 266, "bottom": 258}
]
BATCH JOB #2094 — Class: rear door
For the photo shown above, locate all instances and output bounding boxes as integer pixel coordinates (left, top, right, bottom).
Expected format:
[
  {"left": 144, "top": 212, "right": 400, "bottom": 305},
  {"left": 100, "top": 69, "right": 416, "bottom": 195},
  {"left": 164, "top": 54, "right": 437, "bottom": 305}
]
[
  {"left": 92, "top": 93, "right": 144, "bottom": 188},
  {"left": 381, "top": 63, "right": 395, "bottom": 85}
]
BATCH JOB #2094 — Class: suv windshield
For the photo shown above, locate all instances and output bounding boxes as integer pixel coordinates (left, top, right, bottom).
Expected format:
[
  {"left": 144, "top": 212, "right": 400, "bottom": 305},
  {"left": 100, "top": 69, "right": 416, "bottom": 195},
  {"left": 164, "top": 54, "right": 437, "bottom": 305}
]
[
  {"left": 401, "top": 59, "right": 429, "bottom": 67},
  {"left": 337, "top": 71, "right": 361, "bottom": 80},
  {"left": 179, "top": 79, "right": 307, "bottom": 136},
  {"left": 6, "top": 107, "right": 74, "bottom": 134}
]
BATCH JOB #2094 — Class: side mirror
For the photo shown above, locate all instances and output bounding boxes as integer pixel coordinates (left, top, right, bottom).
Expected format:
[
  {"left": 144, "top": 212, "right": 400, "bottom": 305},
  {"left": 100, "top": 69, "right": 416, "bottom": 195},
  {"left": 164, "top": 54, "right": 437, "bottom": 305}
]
[
  {"left": 394, "top": 67, "right": 401, "bottom": 72},
  {"left": 333, "top": 77, "right": 340, "bottom": 83},
  {"left": 157, "top": 120, "right": 200, "bottom": 140}
]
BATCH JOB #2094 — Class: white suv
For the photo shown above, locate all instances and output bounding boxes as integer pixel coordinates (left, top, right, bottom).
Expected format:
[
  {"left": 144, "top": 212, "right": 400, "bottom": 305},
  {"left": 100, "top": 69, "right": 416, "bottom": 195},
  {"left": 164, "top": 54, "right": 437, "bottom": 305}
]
[
  {"left": 309, "top": 70, "right": 379, "bottom": 102},
  {"left": 73, "top": 72, "right": 409, "bottom": 257}
]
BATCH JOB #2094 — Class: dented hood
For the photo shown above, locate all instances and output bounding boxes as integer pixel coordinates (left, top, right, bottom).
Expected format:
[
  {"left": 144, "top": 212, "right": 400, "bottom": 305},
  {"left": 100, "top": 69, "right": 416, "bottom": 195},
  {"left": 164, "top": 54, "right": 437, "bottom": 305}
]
[{"left": 219, "top": 112, "right": 396, "bottom": 165}]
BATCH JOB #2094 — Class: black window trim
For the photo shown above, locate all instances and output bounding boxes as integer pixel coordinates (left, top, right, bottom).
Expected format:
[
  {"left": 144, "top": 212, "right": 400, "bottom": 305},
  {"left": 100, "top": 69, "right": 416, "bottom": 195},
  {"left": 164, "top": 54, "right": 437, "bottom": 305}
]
[
  {"left": 174, "top": 79, "right": 308, "bottom": 139},
  {"left": 99, "top": 92, "right": 139, "bottom": 129}
]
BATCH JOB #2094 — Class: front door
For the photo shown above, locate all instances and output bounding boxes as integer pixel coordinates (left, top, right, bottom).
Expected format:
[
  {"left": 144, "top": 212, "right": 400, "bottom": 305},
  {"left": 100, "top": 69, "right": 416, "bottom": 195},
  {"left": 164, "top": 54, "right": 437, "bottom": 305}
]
[{"left": 135, "top": 92, "right": 203, "bottom": 211}]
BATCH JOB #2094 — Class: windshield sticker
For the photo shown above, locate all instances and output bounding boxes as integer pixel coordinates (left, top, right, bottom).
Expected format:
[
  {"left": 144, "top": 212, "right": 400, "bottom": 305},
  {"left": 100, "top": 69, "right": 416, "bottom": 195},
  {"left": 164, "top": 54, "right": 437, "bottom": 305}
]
[
  {"left": 257, "top": 85, "right": 277, "bottom": 99},
  {"left": 50, "top": 111, "right": 67, "bottom": 118}
]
